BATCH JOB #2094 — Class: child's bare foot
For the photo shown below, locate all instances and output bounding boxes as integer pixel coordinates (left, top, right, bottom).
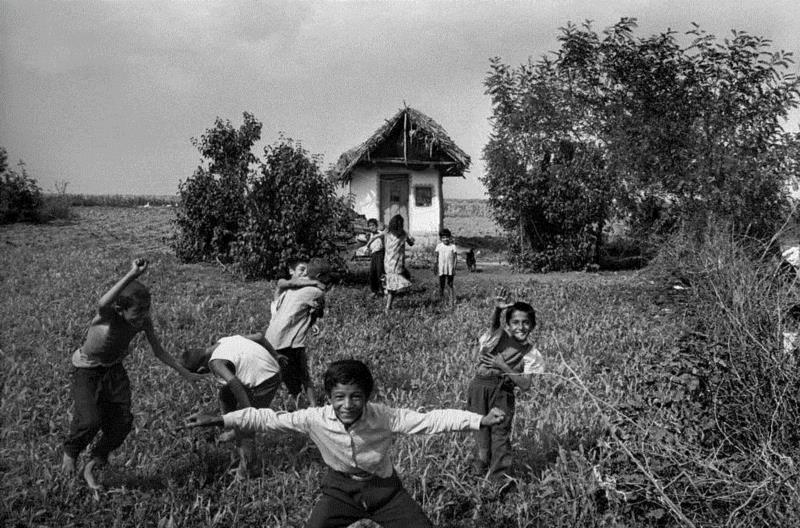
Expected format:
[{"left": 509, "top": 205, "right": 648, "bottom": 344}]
[
  {"left": 217, "top": 429, "right": 236, "bottom": 443},
  {"left": 83, "top": 458, "right": 105, "bottom": 490},
  {"left": 61, "top": 453, "right": 77, "bottom": 474}
]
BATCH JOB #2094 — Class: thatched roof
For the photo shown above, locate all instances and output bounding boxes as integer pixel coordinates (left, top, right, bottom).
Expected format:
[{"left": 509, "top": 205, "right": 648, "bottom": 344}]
[{"left": 331, "top": 107, "right": 471, "bottom": 182}]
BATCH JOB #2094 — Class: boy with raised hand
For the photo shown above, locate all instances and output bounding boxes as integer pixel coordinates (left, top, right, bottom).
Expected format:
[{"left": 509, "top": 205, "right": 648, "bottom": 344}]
[
  {"left": 184, "top": 359, "right": 506, "bottom": 528},
  {"left": 61, "top": 258, "right": 203, "bottom": 489},
  {"left": 181, "top": 332, "right": 282, "bottom": 479},
  {"left": 467, "top": 286, "right": 544, "bottom": 480},
  {"left": 266, "top": 257, "right": 332, "bottom": 409}
]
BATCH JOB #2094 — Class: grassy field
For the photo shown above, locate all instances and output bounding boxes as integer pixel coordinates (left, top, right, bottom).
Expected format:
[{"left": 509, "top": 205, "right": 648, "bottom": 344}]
[{"left": 0, "top": 206, "right": 679, "bottom": 527}]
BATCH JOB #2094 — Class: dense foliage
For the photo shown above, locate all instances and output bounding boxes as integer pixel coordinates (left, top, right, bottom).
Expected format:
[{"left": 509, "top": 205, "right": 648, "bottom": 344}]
[
  {"left": 483, "top": 19, "right": 800, "bottom": 271},
  {"left": 174, "top": 114, "right": 348, "bottom": 279},
  {"left": 0, "top": 147, "right": 43, "bottom": 224}
]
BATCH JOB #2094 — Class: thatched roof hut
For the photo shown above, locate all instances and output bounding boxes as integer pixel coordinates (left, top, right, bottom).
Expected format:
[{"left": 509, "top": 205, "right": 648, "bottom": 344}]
[{"left": 332, "top": 107, "right": 471, "bottom": 183}]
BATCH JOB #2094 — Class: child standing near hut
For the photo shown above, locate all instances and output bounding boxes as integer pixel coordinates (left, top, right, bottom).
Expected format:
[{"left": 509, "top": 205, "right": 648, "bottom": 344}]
[
  {"left": 61, "top": 258, "right": 203, "bottom": 489},
  {"left": 433, "top": 228, "right": 458, "bottom": 306},
  {"left": 383, "top": 214, "right": 415, "bottom": 313},
  {"left": 365, "top": 218, "right": 386, "bottom": 297},
  {"left": 466, "top": 287, "right": 544, "bottom": 480}
]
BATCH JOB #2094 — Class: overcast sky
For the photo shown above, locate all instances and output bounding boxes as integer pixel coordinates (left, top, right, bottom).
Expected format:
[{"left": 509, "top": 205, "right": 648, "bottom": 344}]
[{"left": 2, "top": 0, "right": 799, "bottom": 199}]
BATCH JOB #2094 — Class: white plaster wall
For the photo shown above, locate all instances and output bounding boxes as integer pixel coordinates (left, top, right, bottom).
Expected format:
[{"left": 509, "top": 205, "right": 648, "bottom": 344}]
[
  {"left": 348, "top": 167, "right": 379, "bottom": 220},
  {"left": 408, "top": 168, "right": 441, "bottom": 248}
]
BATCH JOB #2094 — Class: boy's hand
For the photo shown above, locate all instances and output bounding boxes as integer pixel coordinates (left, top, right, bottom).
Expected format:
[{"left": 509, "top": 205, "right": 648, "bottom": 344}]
[
  {"left": 492, "top": 286, "right": 513, "bottom": 310},
  {"left": 480, "top": 407, "right": 506, "bottom": 427},
  {"left": 478, "top": 352, "right": 495, "bottom": 368},
  {"left": 130, "top": 258, "right": 149, "bottom": 277},
  {"left": 311, "top": 323, "right": 321, "bottom": 336},
  {"left": 183, "top": 412, "right": 223, "bottom": 429}
]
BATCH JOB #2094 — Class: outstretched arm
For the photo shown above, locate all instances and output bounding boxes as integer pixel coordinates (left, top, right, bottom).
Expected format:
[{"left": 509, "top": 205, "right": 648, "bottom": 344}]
[
  {"left": 389, "top": 406, "right": 506, "bottom": 435},
  {"left": 97, "top": 258, "right": 148, "bottom": 312},
  {"left": 145, "top": 322, "right": 205, "bottom": 382}
]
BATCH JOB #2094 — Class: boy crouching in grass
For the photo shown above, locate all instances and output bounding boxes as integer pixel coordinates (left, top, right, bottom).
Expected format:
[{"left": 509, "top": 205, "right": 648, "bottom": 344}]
[
  {"left": 184, "top": 359, "right": 506, "bottom": 528},
  {"left": 61, "top": 258, "right": 203, "bottom": 489},
  {"left": 181, "top": 333, "right": 282, "bottom": 479}
]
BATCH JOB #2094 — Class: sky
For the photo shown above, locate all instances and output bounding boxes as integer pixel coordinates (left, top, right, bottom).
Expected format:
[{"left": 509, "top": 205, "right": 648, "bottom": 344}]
[{"left": 1, "top": 0, "right": 799, "bottom": 199}]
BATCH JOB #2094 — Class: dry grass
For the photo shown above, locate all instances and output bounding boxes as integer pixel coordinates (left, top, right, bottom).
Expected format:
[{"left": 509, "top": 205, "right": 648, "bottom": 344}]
[{"left": 0, "top": 206, "right": 676, "bottom": 527}]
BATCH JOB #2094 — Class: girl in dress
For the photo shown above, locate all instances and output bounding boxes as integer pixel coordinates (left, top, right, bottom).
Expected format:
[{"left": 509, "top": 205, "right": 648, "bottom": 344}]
[{"left": 383, "top": 214, "right": 415, "bottom": 313}]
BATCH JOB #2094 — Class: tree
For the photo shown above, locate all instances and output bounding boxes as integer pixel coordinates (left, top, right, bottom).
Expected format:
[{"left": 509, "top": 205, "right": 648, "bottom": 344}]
[
  {"left": 174, "top": 113, "right": 262, "bottom": 261},
  {"left": 0, "top": 147, "right": 43, "bottom": 224},
  {"left": 483, "top": 19, "right": 800, "bottom": 270},
  {"left": 174, "top": 115, "right": 350, "bottom": 279},
  {"left": 231, "top": 136, "right": 350, "bottom": 278}
]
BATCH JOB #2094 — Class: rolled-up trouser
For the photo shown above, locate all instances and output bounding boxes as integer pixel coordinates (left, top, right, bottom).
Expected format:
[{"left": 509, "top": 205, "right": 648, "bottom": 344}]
[{"left": 63, "top": 363, "right": 133, "bottom": 461}]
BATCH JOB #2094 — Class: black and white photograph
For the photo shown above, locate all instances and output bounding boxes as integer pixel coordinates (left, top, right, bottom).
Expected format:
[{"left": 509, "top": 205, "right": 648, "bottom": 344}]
[{"left": 2, "top": 0, "right": 800, "bottom": 526}]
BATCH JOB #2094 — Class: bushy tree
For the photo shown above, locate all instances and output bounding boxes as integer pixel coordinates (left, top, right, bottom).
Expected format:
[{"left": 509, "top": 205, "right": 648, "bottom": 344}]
[
  {"left": 232, "top": 137, "right": 349, "bottom": 278},
  {"left": 0, "top": 147, "right": 43, "bottom": 224},
  {"left": 174, "top": 113, "right": 262, "bottom": 261},
  {"left": 483, "top": 19, "right": 800, "bottom": 270},
  {"left": 174, "top": 115, "right": 350, "bottom": 279}
]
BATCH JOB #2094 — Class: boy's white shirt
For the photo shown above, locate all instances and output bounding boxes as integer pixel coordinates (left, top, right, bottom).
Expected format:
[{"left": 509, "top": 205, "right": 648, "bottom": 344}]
[
  {"left": 210, "top": 335, "right": 280, "bottom": 387},
  {"left": 478, "top": 328, "right": 544, "bottom": 375},
  {"left": 224, "top": 403, "right": 483, "bottom": 478},
  {"left": 265, "top": 285, "right": 326, "bottom": 349}
]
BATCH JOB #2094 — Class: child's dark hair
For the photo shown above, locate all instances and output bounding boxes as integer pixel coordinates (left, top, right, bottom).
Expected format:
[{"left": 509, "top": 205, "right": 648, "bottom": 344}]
[
  {"left": 367, "top": 218, "right": 379, "bottom": 227},
  {"left": 286, "top": 258, "right": 309, "bottom": 273},
  {"left": 439, "top": 228, "right": 452, "bottom": 238},
  {"left": 387, "top": 214, "right": 405, "bottom": 237},
  {"left": 505, "top": 301, "right": 536, "bottom": 327},
  {"left": 324, "top": 359, "right": 374, "bottom": 399},
  {"left": 115, "top": 280, "right": 151, "bottom": 310}
]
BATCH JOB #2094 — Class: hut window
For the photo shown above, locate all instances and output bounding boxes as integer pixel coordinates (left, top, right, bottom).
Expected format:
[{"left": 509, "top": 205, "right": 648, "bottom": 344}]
[{"left": 414, "top": 186, "right": 433, "bottom": 207}]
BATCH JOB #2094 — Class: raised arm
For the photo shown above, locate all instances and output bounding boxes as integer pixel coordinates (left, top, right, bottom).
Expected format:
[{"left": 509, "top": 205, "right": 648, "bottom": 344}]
[
  {"left": 489, "top": 287, "right": 513, "bottom": 331},
  {"left": 97, "top": 258, "right": 148, "bottom": 312}
]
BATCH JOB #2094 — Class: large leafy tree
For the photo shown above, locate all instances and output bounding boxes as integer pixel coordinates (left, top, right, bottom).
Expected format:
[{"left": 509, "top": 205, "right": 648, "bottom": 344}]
[
  {"left": 483, "top": 19, "right": 800, "bottom": 270},
  {"left": 175, "top": 115, "right": 348, "bottom": 279}
]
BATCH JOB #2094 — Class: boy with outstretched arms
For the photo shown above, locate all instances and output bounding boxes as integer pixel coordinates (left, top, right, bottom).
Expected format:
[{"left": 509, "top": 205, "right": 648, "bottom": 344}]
[
  {"left": 182, "top": 332, "right": 282, "bottom": 478},
  {"left": 185, "top": 359, "right": 506, "bottom": 528},
  {"left": 62, "top": 258, "right": 203, "bottom": 489}
]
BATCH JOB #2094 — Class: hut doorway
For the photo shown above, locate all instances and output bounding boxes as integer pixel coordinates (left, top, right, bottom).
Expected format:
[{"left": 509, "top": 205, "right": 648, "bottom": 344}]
[{"left": 379, "top": 174, "right": 409, "bottom": 229}]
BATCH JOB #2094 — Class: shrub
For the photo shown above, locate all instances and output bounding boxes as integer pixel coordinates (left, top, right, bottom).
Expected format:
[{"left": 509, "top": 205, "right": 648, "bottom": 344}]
[
  {"left": 0, "top": 148, "right": 43, "bottom": 224},
  {"left": 174, "top": 115, "right": 351, "bottom": 279},
  {"left": 231, "top": 137, "right": 350, "bottom": 278}
]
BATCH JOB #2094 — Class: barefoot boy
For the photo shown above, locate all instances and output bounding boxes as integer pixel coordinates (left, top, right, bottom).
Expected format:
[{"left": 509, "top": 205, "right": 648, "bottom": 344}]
[
  {"left": 185, "top": 359, "right": 506, "bottom": 527},
  {"left": 181, "top": 332, "right": 282, "bottom": 478},
  {"left": 61, "top": 258, "right": 203, "bottom": 489}
]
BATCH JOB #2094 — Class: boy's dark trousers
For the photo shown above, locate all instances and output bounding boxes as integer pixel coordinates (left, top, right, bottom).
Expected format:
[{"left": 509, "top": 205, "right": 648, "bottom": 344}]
[
  {"left": 466, "top": 375, "right": 515, "bottom": 479},
  {"left": 369, "top": 249, "right": 385, "bottom": 294},
  {"left": 63, "top": 363, "right": 133, "bottom": 461},
  {"left": 306, "top": 469, "right": 432, "bottom": 528}
]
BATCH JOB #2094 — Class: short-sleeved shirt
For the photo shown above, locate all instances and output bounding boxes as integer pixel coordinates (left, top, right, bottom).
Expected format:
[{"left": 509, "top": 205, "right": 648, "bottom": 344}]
[
  {"left": 367, "top": 234, "right": 384, "bottom": 254},
  {"left": 475, "top": 328, "right": 544, "bottom": 378},
  {"left": 72, "top": 308, "right": 145, "bottom": 368},
  {"left": 435, "top": 242, "right": 458, "bottom": 276},
  {"left": 210, "top": 335, "right": 280, "bottom": 388},
  {"left": 265, "top": 285, "right": 326, "bottom": 350}
]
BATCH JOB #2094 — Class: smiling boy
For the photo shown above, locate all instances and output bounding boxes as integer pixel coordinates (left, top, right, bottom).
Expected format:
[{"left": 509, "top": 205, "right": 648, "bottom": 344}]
[
  {"left": 185, "top": 359, "right": 506, "bottom": 527},
  {"left": 466, "top": 288, "right": 544, "bottom": 480}
]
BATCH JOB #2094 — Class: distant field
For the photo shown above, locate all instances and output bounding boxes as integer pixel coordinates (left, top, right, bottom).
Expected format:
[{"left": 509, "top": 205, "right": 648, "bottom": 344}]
[{"left": 0, "top": 206, "right": 667, "bottom": 527}]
